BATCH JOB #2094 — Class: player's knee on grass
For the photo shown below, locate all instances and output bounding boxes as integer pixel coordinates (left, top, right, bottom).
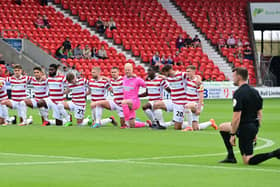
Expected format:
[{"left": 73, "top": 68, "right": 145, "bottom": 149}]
[
  {"left": 219, "top": 122, "right": 231, "bottom": 132},
  {"left": 174, "top": 122, "right": 182, "bottom": 130}
]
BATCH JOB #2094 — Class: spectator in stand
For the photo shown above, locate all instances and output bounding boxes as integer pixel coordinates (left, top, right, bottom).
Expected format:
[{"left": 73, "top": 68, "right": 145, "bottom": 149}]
[
  {"left": 15, "top": 0, "right": 21, "bottom": 5},
  {"left": 55, "top": 46, "right": 67, "bottom": 59},
  {"left": 235, "top": 47, "right": 243, "bottom": 63},
  {"left": 173, "top": 51, "right": 180, "bottom": 64},
  {"left": 66, "top": 49, "right": 74, "bottom": 59},
  {"left": 91, "top": 47, "right": 98, "bottom": 59},
  {"left": 176, "top": 34, "right": 185, "bottom": 51},
  {"left": 62, "top": 37, "right": 72, "bottom": 51},
  {"left": 176, "top": 60, "right": 182, "bottom": 66},
  {"left": 166, "top": 55, "right": 174, "bottom": 65},
  {"left": 40, "top": 0, "right": 48, "bottom": 6},
  {"left": 34, "top": 14, "right": 45, "bottom": 28},
  {"left": 63, "top": 66, "right": 69, "bottom": 75},
  {"left": 43, "top": 15, "right": 50, "bottom": 28},
  {"left": 108, "top": 17, "right": 117, "bottom": 31},
  {"left": 192, "top": 34, "right": 201, "bottom": 48},
  {"left": 244, "top": 45, "right": 253, "bottom": 60},
  {"left": 237, "top": 38, "right": 243, "bottom": 48},
  {"left": 184, "top": 36, "right": 193, "bottom": 48},
  {"left": 151, "top": 51, "right": 161, "bottom": 67},
  {"left": 227, "top": 34, "right": 236, "bottom": 48},
  {"left": 6, "top": 64, "right": 14, "bottom": 76},
  {"left": 96, "top": 17, "right": 105, "bottom": 33},
  {"left": 68, "top": 65, "right": 80, "bottom": 78},
  {"left": 73, "top": 44, "right": 83, "bottom": 59},
  {"left": 56, "top": 64, "right": 63, "bottom": 76},
  {"left": 83, "top": 45, "right": 92, "bottom": 59},
  {"left": 161, "top": 55, "right": 167, "bottom": 65},
  {"left": 97, "top": 45, "right": 108, "bottom": 59},
  {"left": 217, "top": 34, "right": 226, "bottom": 52}
]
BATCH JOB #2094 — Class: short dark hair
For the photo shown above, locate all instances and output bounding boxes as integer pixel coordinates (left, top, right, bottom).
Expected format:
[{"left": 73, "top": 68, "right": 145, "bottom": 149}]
[
  {"left": 232, "top": 67, "right": 248, "bottom": 81},
  {"left": 49, "top": 64, "right": 58, "bottom": 70},
  {"left": 111, "top": 67, "right": 119, "bottom": 71},
  {"left": 186, "top": 65, "right": 196, "bottom": 71},
  {"left": 161, "top": 64, "right": 173, "bottom": 72},
  {"left": 66, "top": 72, "right": 75, "bottom": 82},
  {"left": 14, "top": 64, "right": 22, "bottom": 70},
  {"left": 33, "top": 66, "right": 42, "bottom": 72}
]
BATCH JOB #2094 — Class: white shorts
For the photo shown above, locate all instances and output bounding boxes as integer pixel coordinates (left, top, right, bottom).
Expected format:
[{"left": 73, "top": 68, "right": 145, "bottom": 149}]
[
  {"left": 11, "top": 100, "right": 21, "bottom": 110},
  {"left": 67, "top": 101, "right": 85, "bottom": 119},
  {"left": 109, "top": 100, "right": 124, "bottom": 118},
  {"left": 44, "top": 98, "right": 62, "bottom": 120},
  {"left": 0, "top": 104, "right": 8, "bottom": 119},
  {"left": 163, "top": 100, "right": 185, "bottom": 123}
]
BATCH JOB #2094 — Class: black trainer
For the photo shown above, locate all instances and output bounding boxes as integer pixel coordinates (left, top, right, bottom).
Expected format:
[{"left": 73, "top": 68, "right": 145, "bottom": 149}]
[
  {"left": 154, "top": 121, "right": 166, "bottom": 130},
  {"left": 151, "top": 123, "right": 158, "bottom": 129},
  {"left": 219, "top": 157, "right": 237, "bottom": 164},
  {"left": 12, "top": 115, "right": 17, "bottom": 124},
  {"left": 273, "top": 148, "right": 280, "bottom": 159}
]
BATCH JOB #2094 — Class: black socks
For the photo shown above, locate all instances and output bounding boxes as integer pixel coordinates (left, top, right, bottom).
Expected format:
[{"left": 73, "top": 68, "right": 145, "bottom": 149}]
[{"left": 220, "top": 131, "right": 235, "bottom": 159}]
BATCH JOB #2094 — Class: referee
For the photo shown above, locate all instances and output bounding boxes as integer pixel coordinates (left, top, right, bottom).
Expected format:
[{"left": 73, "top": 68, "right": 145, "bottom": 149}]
[{"left": 219, "top": 67, "right": 280, "bottom": 165}]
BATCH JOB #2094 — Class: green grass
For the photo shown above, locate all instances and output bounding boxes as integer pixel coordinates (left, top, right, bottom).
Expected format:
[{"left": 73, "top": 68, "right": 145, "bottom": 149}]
[{"left": 0, "top": 99, "right": 279, "bottom": 187}]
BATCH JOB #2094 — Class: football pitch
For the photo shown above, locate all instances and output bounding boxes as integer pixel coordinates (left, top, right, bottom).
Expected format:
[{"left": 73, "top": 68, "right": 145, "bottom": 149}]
[{"left": 0, "top": 99, "right": 279, "bottom": 187}]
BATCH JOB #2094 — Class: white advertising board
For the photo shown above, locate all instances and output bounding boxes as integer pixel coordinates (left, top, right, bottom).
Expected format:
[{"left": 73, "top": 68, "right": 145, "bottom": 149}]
[
  {"left": 250, "top": 3, "right": 280, "bottom": 24},
  {"left": 22, "top": 82, "right": 280, "bottom": 100}
]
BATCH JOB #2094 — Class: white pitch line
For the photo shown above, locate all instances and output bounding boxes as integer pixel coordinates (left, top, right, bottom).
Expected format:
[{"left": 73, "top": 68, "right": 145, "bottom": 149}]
[
  {"left": 0, "top": 157, "right": 279, "bottom": 174},
  {"left": 0, "top": 152, "right": 91, "bottom": 160},
  {"left": 119, "top": 137, "right": 275, "bottom": 161}
]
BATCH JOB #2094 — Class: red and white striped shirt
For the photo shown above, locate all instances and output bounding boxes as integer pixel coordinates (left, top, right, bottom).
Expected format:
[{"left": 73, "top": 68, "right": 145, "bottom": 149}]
[
  {"left": 89, "top": 78, "right": 111, "bottom": 102},
  {"left": 146, "top": 76, "right": 169, "bottom": 101},
  {"left": 166, "top": 72, "right": 187, "bottom": 105},
  {"left": 47, "top": 76, "right": 67, "bottom": 104},
  {"left": 0, "top": 77, "right": 8, "bottom": 101},
  {"left": 6, "top": 76, "right": 32, "bottom": 102},
  {"left": 30, "top": 77, "right": 48, "bottom": 100},
  {"left": 110, "top": 76, "right": 124, "bottom": 105},
  {"left": 67, "top": 78, "right": 88, "bottom": 107},
  {"left": 186, "top": 77, "right": 204, "bottom": 103}
]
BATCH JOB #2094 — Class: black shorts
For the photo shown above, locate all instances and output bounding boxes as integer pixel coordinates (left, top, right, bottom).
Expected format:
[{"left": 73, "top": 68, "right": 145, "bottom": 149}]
[{"left": 237, "top": 123, "right": 259, "bottom": 156}]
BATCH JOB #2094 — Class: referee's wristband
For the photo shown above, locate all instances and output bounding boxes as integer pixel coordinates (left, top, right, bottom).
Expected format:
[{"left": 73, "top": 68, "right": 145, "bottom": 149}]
[{"left": 230, "top": 133, "right": 236, "bottom": 136}]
